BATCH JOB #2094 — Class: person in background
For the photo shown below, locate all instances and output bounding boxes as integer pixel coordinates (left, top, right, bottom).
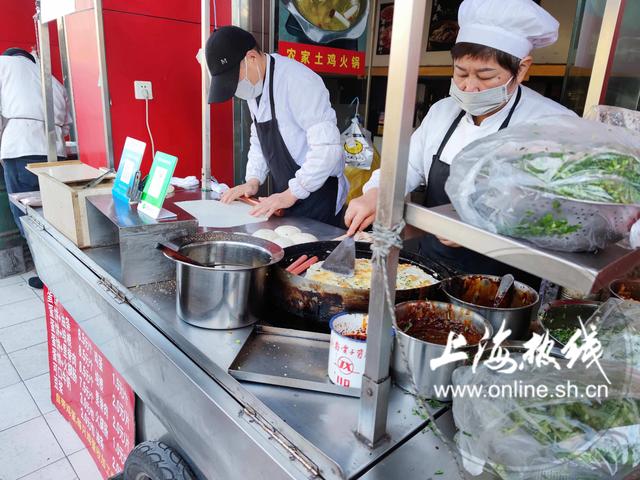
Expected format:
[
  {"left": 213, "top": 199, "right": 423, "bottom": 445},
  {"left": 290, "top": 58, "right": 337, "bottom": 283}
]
[
  {"left": 206, "top": 26, "right": 347, "bottom": 226},
  {"left": 345, "top": 0, "right": 576, "bottom": 277},
  {"left": 0, "top": 47, "right": 71, "bottom": 289}
]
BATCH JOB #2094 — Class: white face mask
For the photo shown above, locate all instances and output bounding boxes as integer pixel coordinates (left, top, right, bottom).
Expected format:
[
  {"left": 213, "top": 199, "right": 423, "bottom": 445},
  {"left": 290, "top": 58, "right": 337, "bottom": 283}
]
[
  {"left": 235, "top": 58, "right": 263, "bottom": 100},
  {"left": 449, "top": 77, "right": 515, "bottom": 116}
]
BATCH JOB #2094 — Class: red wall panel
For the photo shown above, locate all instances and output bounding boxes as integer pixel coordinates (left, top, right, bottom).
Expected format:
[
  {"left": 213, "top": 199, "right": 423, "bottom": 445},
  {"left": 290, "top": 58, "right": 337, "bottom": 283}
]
[
  {"left": 104, "top": 10, "right": 202, "bottom": 177},
  {"left": 0, "top": 0, "right": 62, "bottom": 80},
  {"left": 65, "top": 9, "right": 107, "bottom": 168},
  {"left": 103, "top": 0, "right": 201, "bottom": 25},
  {"left": 103, "top": 1, "right": 233, "bottom": 183}
]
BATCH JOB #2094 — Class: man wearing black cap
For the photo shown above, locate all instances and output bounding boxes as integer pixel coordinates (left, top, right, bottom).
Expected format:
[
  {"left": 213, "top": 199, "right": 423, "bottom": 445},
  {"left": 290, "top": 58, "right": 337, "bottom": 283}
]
[
  {"left": 0, "top": 47, "right": 71, "bottom": 288},
  {"left": 208, "top": 26, "right": 347, "bottom": 225}
]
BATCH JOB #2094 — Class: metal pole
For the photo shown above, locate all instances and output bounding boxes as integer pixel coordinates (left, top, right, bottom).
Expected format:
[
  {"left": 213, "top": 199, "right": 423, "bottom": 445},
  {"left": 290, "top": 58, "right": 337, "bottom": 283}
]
[
  {"left": 37, "top": 14, "right": 58, "bottom": 163},
  {"left": 202, "top": 0, "right": 212, "bottom": 192},
  {"left": 94, "top": 0, "right": 114, "bottom": 169},
  {"left": 583, "top": 0, "right": 625, "bottom": 115},
  {"left": 57, "top": 18, "right": 78, "bottom": 145},
  {"left": 363, "top": 0, "right": 378, "bottom": 129},
  {"left": 356, "top": 0, "right": 427, "bottom": 447}
]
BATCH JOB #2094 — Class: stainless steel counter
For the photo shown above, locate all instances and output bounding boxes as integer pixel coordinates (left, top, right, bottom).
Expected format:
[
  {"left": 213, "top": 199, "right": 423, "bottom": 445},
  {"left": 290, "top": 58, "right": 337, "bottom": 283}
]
[
  {"left": 18, "top": 191, "right": 464, "bottom": 480},
  {"left": 406, "top": 202, "right": 640, "bottom": 294}
]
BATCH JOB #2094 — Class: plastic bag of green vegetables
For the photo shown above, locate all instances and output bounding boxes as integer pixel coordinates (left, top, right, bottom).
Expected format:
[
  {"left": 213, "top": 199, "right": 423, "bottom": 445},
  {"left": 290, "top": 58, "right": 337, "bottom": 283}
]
[
  {"left": 446, "top": 116, "right": 640, "bottom": 252},
  {"left": 452, "top": 299, "right": 640, "bottom": 479}
]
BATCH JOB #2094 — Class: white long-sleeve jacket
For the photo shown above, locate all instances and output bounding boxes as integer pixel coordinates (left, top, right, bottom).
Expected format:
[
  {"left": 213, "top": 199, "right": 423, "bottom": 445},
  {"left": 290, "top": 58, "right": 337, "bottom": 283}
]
[
  {"left": 363, "top": 85, "right": 576, "bottom": 195},
  {"left": 0, "top": 55, "right": 71, "bottom": 160},
  {"left": 245, "top": 54, "right": 347, "bottom": 214}
]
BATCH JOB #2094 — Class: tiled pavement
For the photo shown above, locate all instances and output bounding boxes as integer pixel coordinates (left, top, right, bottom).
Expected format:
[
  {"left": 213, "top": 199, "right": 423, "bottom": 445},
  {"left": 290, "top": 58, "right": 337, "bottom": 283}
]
[{"left": 0, "top": 271, "right": 102, "bottom": 480}]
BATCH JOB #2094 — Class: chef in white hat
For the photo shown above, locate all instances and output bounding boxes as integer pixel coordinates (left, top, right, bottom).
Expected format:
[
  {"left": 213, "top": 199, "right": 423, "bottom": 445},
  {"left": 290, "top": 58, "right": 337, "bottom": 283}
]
[{"left": 345, "top": 0, "right": 576, "bottom": 276}]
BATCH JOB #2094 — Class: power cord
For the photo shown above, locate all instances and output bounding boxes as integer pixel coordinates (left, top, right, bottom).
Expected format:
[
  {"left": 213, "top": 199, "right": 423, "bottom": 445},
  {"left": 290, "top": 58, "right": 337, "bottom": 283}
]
[{"left": 144, "top": 92, "right": 156, "bottom": 159}]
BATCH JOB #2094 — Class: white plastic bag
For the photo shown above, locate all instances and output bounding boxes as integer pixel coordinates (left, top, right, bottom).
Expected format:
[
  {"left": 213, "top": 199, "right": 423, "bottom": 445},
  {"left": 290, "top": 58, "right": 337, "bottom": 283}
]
[
  {"left": 452, "top": 299, "right": 640, "bottom": 479},
  {"left": 445, "top": 116, "right": 640, "bottom": 252},
  {"left": 341, "top": 104, "right": 374, "bottom": 170}
]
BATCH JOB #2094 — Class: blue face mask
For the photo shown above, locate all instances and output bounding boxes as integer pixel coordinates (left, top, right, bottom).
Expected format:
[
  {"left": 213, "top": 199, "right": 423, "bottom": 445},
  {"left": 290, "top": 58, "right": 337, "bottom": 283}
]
[
  {"left": 235, "top": 58, "right": 263, "bottom": 100},
  {"left": 449, "top": 76, "right": 515, "bottom": 116}
]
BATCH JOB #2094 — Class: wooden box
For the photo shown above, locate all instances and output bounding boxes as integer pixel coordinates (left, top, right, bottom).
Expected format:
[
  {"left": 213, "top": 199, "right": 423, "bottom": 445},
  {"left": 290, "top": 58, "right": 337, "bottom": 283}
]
[{"left": 26, "top": 161, "right": 115, "bottom": 248}]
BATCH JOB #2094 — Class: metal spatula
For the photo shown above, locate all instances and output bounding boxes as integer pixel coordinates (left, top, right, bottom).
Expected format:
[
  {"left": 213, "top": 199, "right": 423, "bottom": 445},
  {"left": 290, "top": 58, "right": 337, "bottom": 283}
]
[{"left": 321, "top": 236, "right": 355, "bottom": 277}]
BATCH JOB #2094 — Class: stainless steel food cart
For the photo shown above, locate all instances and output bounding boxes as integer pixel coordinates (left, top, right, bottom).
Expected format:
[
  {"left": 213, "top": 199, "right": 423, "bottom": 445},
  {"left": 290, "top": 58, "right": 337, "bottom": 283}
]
[{"left": 24, "top": 0, "right": 637, "bottom": 478}]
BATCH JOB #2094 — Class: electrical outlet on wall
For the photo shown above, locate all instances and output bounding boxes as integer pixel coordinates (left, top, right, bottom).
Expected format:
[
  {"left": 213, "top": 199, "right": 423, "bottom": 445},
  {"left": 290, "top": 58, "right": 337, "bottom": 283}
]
[{"left": 134, "top": 81, "right": 153, "bottom": 100}]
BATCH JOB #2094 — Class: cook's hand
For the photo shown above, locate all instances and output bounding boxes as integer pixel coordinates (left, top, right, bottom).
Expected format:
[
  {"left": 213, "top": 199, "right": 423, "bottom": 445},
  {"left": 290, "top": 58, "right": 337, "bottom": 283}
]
[
  {"left": 436, "top": 235, "right": 461, "bottom": 248},
  {"left": 345, "top": 188, "right": 378, "bottom": 237},
  {"left": 220, "top": 179, "right": 260, "bottom": 204},
  {"left": 250, "top": 189, "right": 297, "bottom": 218}
]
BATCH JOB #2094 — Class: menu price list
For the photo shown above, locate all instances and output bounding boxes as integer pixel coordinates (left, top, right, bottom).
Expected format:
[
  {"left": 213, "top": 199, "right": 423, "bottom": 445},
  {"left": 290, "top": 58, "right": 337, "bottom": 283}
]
[{"left": 45, "top": 286, "right": 135, "bottom": 479}]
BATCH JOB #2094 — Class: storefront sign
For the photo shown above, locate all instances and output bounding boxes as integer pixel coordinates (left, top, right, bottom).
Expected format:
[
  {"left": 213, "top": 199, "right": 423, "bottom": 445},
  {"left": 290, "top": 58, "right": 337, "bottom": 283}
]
[
  {"left": 112, "top": 137, "right": 146, "bottom": 203},
  {"left": 279, "top": 41, "right": 365, "bottom": 76},
  {"left": 45, "top": 287, "right": 135, "bottom": 479},
  {"left": 137, "top": 152, "right": 178, "bottom": 219},
  {"left": 277, "top": 1, "right": 370, "bottom": 76}
]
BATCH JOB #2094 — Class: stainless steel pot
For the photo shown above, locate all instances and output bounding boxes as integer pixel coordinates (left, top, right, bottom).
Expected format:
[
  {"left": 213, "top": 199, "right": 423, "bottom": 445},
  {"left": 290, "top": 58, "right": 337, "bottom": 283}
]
[
  {"left": 441, "top": 274, "right": 539, "bottom": 340},
  {"left": 391, "top": 301, "right": 492, "bottom": 401},
  {"left": 162, "top": 232, "right": 283, "bottom": 330},
  {"left": 285, "top": 0, "right": 370, "bottom": 44}
]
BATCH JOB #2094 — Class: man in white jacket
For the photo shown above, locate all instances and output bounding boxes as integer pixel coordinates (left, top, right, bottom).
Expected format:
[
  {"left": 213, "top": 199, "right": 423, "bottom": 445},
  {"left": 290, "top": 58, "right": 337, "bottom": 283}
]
[
  {"left": 206, "top": 26, "right": 347, "bottom": 226},
  {"left": 0, "top": 47, "right": 71, "bottom": 288}
]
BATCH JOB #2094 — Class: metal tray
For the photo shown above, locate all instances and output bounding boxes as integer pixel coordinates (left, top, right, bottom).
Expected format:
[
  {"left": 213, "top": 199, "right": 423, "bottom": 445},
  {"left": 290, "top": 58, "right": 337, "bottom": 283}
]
[{"left": 229, "top": 326, "right": 360, "bottom": 398}]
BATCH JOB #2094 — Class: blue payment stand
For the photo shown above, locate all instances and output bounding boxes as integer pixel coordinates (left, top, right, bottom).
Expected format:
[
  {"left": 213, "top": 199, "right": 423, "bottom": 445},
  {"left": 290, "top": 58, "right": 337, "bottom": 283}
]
[{"left": 112, "top": 137, "right": 146, "bottom": 202}]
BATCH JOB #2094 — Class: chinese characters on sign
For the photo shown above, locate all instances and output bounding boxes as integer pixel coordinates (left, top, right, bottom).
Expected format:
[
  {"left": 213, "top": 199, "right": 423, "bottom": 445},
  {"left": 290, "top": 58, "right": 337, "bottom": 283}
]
[
  {"left": 279, "top": 41, "right": 366, "bottom": 76},
  {"left": 45, "top": 287, "right": 135, "bottom": 479}
]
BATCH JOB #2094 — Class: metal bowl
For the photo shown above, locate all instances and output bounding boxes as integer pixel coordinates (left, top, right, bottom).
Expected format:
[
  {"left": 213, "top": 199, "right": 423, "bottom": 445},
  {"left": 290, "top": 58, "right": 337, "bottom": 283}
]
[
  {"left": 609, "top": 278, "right": 640, "bottom": 302},
  {"left": 503, "top": 183, "right": 640, "bottom": 252},
  {"left": 286, "top": 0, "right": 370, "bottom": 43},
  {"left": 391, "top": 300, "right": 492, "bottom": 401},
  {"left": 163, "top": 232, "right": 283, "bottom": 330},
  {"left": 538, "top": 299, "right": 601, "bottom": 348},
  {"left": 441, "top": 274, "right": 539, "bottom": 340}
]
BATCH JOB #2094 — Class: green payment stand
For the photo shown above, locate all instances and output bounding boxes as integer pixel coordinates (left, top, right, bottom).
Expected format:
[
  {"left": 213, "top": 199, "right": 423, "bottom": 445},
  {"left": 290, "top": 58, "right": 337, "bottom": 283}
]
[{"left": 137, "top": 152, "right": 178, "bottom": 219}]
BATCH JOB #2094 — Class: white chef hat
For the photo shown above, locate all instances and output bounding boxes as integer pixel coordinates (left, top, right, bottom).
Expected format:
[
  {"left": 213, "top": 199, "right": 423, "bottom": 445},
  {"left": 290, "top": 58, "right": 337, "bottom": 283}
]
[{"left": 456, "top": 0, "right": 559, "bottom": 59}]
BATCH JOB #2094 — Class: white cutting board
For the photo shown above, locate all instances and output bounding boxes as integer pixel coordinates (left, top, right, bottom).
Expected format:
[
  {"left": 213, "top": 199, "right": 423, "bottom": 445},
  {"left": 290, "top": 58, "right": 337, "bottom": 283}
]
[{"left": 175, "top": 199, "right": 268, "bottom": 228}]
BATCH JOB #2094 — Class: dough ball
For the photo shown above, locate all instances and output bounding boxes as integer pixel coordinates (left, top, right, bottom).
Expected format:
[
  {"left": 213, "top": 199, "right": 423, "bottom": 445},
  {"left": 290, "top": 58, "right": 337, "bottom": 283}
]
[
  {"left": 289, "top": 233, "right": 318, "bottom": 245},
  {"left": 273, "top": 236, "right": 294, "bottom": 248},
  {"left": 252, "top": 229, "right": 278, "bottom": 241},
  {"left": 274, "top": 225, "right": 301, "bottom": 238}
]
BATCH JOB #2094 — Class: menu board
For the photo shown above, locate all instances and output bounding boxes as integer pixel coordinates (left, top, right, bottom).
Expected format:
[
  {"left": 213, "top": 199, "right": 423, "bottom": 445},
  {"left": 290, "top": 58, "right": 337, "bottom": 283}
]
[{"left": 45, "top": 287, "right": 135, "bottom": 479}]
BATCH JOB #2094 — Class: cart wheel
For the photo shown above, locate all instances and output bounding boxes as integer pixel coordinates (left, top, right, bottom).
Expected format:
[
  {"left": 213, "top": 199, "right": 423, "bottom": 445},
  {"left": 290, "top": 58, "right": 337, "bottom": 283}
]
[{"left": 123, "top": 441, "right": 196, "bottom": 480}]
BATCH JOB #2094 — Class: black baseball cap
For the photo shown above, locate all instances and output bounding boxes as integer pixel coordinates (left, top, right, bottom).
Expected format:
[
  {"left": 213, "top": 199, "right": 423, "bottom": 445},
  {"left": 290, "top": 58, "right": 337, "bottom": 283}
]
[
  {"left": 2, "top": 48, "right": 35, "bottom": 63},
  {"left": 206, "top": 26, "right": 257, "bottom": 103}
]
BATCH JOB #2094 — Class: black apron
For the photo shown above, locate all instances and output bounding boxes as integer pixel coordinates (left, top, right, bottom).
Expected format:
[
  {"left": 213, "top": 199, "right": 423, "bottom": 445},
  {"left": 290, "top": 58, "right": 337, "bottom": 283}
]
[
  {"left": 420, "top": 87, "right": 529, "bottom": 277},
  {"left": 253, "top": 55, "right": 340, "bottom": 225}
]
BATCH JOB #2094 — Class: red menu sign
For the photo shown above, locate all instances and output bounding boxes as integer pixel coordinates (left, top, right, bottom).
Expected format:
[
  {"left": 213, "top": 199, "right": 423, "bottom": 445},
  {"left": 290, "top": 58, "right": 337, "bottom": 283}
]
[
  {"left": 45, "top": 286, "right": 135, "bottom": 479},
  {"left": 279, "top": 41, "right": 366, "bottom": 76}
]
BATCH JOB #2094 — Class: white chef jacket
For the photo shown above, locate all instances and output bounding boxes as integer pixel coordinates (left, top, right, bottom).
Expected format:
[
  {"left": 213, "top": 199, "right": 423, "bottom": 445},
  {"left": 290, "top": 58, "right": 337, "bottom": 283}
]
[
  {"left": 245, "top": 54, "right": 347, "bottom": 214},
  {"left": 363, "top": 85, "right": 577, "bottom": 194},
  {"left": 0, "top": 56, "right": 71, "bottom": 160}
]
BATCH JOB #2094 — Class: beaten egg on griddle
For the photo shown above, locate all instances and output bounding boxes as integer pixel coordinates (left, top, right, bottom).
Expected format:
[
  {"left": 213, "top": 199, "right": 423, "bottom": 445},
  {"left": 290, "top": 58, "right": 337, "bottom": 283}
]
[{"left": 305, "top": 258, "right": 437, "bottom": 290}]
